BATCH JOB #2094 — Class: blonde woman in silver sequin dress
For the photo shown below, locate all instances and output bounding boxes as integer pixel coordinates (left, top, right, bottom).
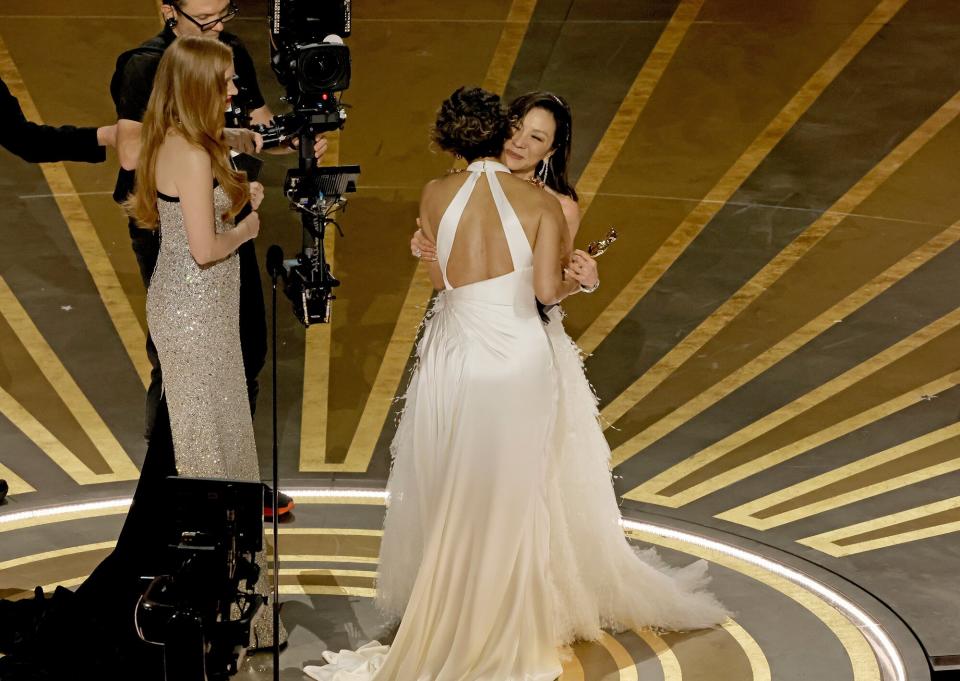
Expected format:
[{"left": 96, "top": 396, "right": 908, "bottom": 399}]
[{"left": 125, "top": 36, "right": 284, "bottom": 649}]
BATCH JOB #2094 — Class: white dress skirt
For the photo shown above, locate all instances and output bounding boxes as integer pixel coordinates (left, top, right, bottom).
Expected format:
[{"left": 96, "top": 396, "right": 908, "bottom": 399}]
[{"left": 305, "top": 161, "right": 728, "bottom": 681}]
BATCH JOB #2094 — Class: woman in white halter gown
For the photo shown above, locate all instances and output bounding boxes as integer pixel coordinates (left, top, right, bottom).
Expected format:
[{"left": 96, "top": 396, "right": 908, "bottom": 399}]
[{"left": 306, "top": 93, "right": 727, "bottom": 681}]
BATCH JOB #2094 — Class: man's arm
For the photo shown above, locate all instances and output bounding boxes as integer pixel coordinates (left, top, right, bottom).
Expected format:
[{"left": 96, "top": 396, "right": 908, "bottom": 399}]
[
  {"left": 0, "top": 77, "right": 108, "bottom": 164},
  {"left": 117, "top": 119, "right": 142, "bottom": 170}
]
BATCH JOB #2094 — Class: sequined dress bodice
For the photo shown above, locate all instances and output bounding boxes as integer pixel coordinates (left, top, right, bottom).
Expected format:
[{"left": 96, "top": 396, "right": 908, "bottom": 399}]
[{"left": 154, "top": 185, "right": 238, "bottom": 298}]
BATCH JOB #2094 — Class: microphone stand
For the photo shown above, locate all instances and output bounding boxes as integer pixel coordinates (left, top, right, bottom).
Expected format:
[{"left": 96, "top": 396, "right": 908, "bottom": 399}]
[{"left": 267, "top": 246, "right": 283, "bottom": 681}]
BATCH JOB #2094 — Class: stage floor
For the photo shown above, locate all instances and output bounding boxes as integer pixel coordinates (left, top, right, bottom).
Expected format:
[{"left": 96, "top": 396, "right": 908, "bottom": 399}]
[
  {"left": 0, "top": 494, "right": 931, "bottom": 680},
  {"left": 2, "top": 0, "right": 960, "bottom": 678}
]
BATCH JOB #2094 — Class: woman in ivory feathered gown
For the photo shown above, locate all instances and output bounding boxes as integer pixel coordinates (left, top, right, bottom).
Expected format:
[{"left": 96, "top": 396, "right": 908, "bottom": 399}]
[{"left": 305, "top": 88, "right": 728, "bottom": 681}]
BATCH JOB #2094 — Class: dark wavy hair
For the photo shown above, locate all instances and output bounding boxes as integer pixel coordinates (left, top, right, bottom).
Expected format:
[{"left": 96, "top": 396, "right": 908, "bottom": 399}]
[
  {"left": 432, "top": 87, "right": 511, "bottom": 162},
  {"left": 508, "top": 91, "right": 577, "bottom": 201}
]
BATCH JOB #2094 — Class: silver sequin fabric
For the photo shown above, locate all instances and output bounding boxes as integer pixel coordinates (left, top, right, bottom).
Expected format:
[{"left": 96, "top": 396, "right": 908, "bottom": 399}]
[{"left": 146, "top": 186, "right": 285, "bottom": 648}]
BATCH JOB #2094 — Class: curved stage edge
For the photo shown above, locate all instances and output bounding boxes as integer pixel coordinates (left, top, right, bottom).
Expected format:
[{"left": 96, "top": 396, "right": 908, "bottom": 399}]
[{"left": 0, "top": 487, "right": 931, "bottom": 681}]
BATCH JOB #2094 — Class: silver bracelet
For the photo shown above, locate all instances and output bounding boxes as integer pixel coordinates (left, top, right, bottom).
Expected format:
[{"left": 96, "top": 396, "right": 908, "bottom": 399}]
[{"left": 579, "top": 279, "right": 600, "bottom": 294}]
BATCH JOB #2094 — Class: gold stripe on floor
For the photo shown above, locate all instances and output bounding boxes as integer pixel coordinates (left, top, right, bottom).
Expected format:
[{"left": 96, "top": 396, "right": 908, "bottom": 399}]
[
  {"left": 559, "top": 649, "right": 586, "bottom": 681},
  {"left": 604, "top": 92, "right": 960, "bottom": 448},
  {"left": 610, "top": 210, "right": 960, "bottom": 468},
  {"left": 0, "top": 385, "right": 120, "bottom": 486},
  {"left": 278, "top": 584, "right": 376, "bottom": 597},
  {"left": 327, "top": 0, "right": 539, "bottom": 474},
  {"left": 598, "top": 632, "right": 639, "bottom": 681},
  {"left": 718, "top": 421, "right": 960, "bottom": 530},
  {"left": 482, "top": 0, "right": 538, "bottom": 95},
  {"left": 722, "top": 620, "right": 772, "bottom": 681},
  {"left": 0, "top": 541, "right": 116, "bottom": 572},
  {"left": 634, "top": 629, "right": 683, "bottom": 681},
  {"left": 798, "top": 496, "right": 960, "bottom": 557},
  {"left": 0, "top": 35, "right": 150, "bottom": 387},
  {"left": 624, "top": 305, "right": 960, "bottom": 506},
  {"left": 0, "top": 461, "right": 34, "bottom": 495},
  {"left": 577, "top": 0, "right": 909, "bottom": 357},
  {"left": 0, "top": 275, "right": 139, "bottom": 482},
  {"left": 627, "top": 528, "right": 880, "bottom": 681},
  {"left": 575, "top": 0, "right": 705, "bottom": 215},
  {"left": 299, "top": 132, "right": 341, "bottom": 471}
]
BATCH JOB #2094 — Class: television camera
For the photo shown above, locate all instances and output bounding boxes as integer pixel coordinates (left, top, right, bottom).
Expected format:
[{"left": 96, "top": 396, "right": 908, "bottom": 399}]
[
  {"left": 253, "top": 0, "right": 361, "bottom": 325},
  {"left": 134, "top": 477, "right": 265, "bottom": 681}
]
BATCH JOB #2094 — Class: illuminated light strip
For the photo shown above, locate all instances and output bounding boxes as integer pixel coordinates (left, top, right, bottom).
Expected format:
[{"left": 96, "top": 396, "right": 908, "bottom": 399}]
[
  {"left": 284, "top": 488, "right": 387, "bottom": 503},
  {"left": 621, "top": 519, "right": 903, "bottom": 681},
  {"left": 0, "top": 489, "right": 387, "bottom": 530},
  {"left": 0, "top": 488, "right": 906, "bottom": 681},
  {"left": 0, "top": 497, "right": 132, "bottom": 528}
]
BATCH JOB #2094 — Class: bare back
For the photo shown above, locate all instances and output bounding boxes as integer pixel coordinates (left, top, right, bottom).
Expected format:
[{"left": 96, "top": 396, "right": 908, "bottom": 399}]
[{"left": 420, "top": 160, "right": 565, "bottom": 295}]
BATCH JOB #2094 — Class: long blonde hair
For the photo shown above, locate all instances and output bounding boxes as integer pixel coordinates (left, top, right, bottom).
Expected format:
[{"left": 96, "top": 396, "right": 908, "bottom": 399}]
[{"left": 127, "top": 36, "right": 249, "bottom": 229}]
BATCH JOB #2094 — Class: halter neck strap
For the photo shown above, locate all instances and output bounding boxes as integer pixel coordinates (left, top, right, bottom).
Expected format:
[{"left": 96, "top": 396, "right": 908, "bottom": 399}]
[{"left": 466, "top": 159, "right": 510, "bottom": 173}]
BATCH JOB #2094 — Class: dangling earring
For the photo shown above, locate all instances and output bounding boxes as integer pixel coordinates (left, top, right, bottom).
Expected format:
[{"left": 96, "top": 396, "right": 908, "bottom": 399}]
[{"left": 537, "top": 157, "right": 551, "bottom": 183}]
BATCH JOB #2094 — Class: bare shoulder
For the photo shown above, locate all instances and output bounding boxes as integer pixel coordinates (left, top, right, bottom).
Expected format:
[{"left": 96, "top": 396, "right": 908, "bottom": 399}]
[
  {"left": 421, "top": 171, "right": 475, "bottom": 212},
  {"left": 171, "top": 137, "right": 211, "bottom": 174},
  {"left": 556, "top": 193, "right": 580, "bottom": 220},
  {"left": 535, "top": 184, "right": 565, "bottom": 217},
  {"left": 161, "top": 130, "right": 203, "bottom": 157},
  {"left": 542, "top": 185, "right": 580, "bottom": 220},
  {"left": 498, "top": 172, "right": 546, "bottom": 201},
  {"left": 419, "top": 176, "right": 450, "bottom": 212},
  {"left": 420, "top": 176, "right": 445, "bottom": 198},
  {"left": 159, "top": 134, "right": 212, "bottom": 194}
]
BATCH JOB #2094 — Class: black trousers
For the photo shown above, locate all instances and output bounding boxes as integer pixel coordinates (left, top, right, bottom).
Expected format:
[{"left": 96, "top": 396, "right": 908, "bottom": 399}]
[{"left": 129, "top": 220, "right": 267, "bottom": 437}]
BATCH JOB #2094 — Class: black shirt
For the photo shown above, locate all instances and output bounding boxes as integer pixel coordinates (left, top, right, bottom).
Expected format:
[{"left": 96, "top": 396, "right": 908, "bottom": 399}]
[
  {"left": 110, "top": 27, "right": 266, "bottom": 202},
  {"left": 0, "top": 77, "right": 105, "bottom": 164}
]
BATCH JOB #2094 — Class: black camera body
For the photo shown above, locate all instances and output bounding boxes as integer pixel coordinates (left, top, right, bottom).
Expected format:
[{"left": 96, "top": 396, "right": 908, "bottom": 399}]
[
  {"left": 265, "top": 0, "right": 352, "bottom": 141},
  {"left": 260, "top": 0, "right": 360, "bottom": 327},
  {"left": 135, "top": 478, "right": 265, "bottom": 681}
]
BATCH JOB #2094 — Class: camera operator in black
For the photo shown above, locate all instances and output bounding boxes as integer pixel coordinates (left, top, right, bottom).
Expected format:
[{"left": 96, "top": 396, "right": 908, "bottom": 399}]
[{"left": 111, "top": 0, "right": 272, "bottom": 441}]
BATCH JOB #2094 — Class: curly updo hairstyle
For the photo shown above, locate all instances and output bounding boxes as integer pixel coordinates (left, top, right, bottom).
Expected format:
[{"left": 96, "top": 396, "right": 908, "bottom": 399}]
[{"left": 432, "top": 87, "right": 511, "bottom": 162}]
